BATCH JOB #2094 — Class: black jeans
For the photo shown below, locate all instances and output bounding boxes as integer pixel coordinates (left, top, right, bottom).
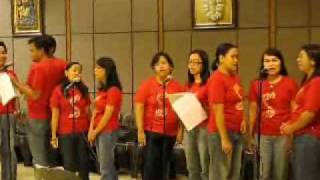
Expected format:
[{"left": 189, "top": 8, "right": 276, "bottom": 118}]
[
  {"left": 59, "top": 133, "right": 90, "bottom": 180},
  {"left": 143, "top": 131, "right": 176, "bottom": 180},
  {"left": 0, "top": 114, "right": 17, "bottom": 180}
]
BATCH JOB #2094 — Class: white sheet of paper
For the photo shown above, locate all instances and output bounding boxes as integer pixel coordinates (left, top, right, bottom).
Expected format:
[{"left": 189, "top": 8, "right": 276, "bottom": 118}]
[
  {"left": 168, "top": 92, "right": 207, "bottom": 131},
  {"left": 0, "top": 72, "right": 16, "bottom": 105}
]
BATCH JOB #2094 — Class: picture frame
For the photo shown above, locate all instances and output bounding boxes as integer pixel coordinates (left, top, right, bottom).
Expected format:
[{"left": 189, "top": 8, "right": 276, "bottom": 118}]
[
  {"left": 192, "top": 0, "right": 237, "bottom": 29},
  {"left": 12, "top": 0, "right": 44, "bottom": 36}
]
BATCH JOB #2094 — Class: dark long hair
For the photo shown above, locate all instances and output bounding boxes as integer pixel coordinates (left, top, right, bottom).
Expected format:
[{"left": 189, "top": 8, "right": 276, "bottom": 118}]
[
  {"left": 187, "top": 49, "right": 210, "bottom": 87},
  {"left": 96, "top": 57, "right": 122, "bottom": 91},
  {"left": 259, "top": 48, "right": 288, "bottom": 78},
  {"left": 301, "top": 44, "right": 320, "bottom": 84},
  {"left": 211, "top": 43, "right": 237, "bottom": 71},
  {"left": 61, "top": 62, "right": 89, "bottom": 98}
]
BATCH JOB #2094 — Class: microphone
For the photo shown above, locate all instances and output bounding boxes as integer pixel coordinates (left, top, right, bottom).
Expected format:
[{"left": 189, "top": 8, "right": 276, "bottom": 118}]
[
  {"left": 64, "top": 77, "right": 81, "bottom": 97},
  {"left": 0, "top": 63, "right": 13, "bottom": 72},
  {"left": 162, "top": 75, "right": 172, "bottom": 84},
  {"left": 260, "top": 68, "right": 268, "bottom": 77}
]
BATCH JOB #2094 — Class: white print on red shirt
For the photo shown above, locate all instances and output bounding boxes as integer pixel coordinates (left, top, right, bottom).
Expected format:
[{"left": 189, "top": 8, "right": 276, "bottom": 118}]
[
  {"left": 68, "top": 94, "right": 81, "bottom": 119},
  {"left": 233, "top": 84, "right": 244, "bottom": 111},
  {"left": 155, "top": 92, "right": 169, "bottom": 119},
  {"left": 262, "top": 89, "right": 276, "bottom": 119}
]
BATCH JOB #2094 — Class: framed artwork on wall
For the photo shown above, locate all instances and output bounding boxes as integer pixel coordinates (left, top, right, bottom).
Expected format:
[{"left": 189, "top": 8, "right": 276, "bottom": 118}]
[
  {"left": 12, "top": 0, "right": 43, "bottom": 36},
  {"left": 193, "top": 0, "right": 237, "bottom": 29}
]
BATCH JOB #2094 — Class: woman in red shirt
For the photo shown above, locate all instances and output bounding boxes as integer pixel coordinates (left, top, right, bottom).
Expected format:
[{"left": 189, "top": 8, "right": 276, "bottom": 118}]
[
  {"left": 88, "top": 57, "right": 122, "bottom": 180},
  {"left": 280, "top": 44, "right": 320, "bottom": 180},
  {"left": 207, "top": 43, "right": 246, "bottom": 180},
  {"left": 50, "top": 62, "right": 90, "bottom": 180},
  {"left": 248, "top": 48, "right": 298, "bottom": 180},
  {"left": 184, "top": 49, "right": 210, "bottom": 180},
  {"left": 0, "top": 41, "right": 18, "bottom": 180},
  {"left": 135, "top": 52, "right": 183, "bottom": 180}
]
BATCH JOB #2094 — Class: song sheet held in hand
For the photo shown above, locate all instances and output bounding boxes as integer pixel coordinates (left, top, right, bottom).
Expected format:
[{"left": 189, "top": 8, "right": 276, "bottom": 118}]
[{"left": 168, "top": 92, "right": 207, "bottom": 131}]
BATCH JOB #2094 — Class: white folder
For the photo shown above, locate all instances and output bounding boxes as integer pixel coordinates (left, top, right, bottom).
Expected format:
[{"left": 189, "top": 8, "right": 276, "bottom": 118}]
[
  {"left": 0, "top": 72, "right": 16, "bottom": 105},
  {"left": 168, "top": 92, "right": 207, "bottom": 131}
]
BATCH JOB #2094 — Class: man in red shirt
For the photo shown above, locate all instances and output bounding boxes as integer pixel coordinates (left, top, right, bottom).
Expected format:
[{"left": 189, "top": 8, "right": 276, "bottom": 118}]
[{"left": 11, "top": 35, "right": 67, "bottom": 168}]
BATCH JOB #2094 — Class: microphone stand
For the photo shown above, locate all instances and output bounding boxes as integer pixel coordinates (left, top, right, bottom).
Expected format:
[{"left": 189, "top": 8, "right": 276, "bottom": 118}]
[
  {"left": 69, "top": 83, "right": 98, "bottom": 173},
  {"left": 162, "top": 81, "right": 167, "bottom": 135},
  {"left": 256, "top": 73, "right": 266, "bottom": 180}
]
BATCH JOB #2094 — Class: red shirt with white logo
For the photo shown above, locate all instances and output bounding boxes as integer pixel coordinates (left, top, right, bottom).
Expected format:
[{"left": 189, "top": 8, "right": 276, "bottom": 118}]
[
  {"left": 27, "top": 58, "right": 67, "bottom": 120},
  {"left": 290, "top": 77, "right": 320, "bottom": 137},
  {"left": 50, "top": 85, "right": 90, "bottom": 135},
  {"left": 249, "top": 76, "right": 298, "bottom": 135},
  {"left": 94, "top": 87, "right": 122, "bottom": 133},
  {"left": 0, "top": 70, "right": 17, "bottom": 114},
  {"left": 135, "top": 77, "right": 183, "bottom": 136},
  {"left": 207, "top": 71, "right": 244, "bottom": 133},
  {"left": 184, "top": 83, "right": 208, "bottom": 128}
]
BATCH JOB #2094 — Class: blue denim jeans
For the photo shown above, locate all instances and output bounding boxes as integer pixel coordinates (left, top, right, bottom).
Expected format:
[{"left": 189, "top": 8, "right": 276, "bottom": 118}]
[
  {"left": 26, "top": 119, "right": 51, "bottom": 167},
  {"left": 292, "top": 135, "right": 320, "bottom": 180},
  {"left": 185, "top": 127, "right": 209, "bottom": 180},
  {"left": 257, "top": 135, "right": 288, "bottom": 180},
  {"left": 208, "top": 132, "right": 243, "bottom": 180},
  {"left": 96, "top": 131, "right": 118, "bottom": 180},
  {"left": 0, "top": 114, "right": 17, "bottom": 180}
]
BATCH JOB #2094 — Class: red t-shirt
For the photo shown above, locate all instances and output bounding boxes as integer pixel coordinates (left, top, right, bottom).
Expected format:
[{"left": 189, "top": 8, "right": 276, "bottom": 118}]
[
  {"left": 290, "top": 77, "right": 320, "bottom": 137},
  {"left": 27, "top": 58, "right": 67, "bottom": 120},
  {"left": 135, "top": 77, "right": 183, "bottom": 136},
  {"left": 0, "top": 70, "right": 17, "bottom": 114},
  {"left": 207, "top": 71, "right": 244, "bottom": 133},
  {"left": 184, "top": 83, "right": 208, "bottom": 128},
  {"left": 50, "top": 85, "right": 90, "bottom": 135},
  {"left": 249, "top": 76, "right": 298, "bottom": 135},
  {"left": 94, "top": 87, "right": 122, "bottom": 133}
]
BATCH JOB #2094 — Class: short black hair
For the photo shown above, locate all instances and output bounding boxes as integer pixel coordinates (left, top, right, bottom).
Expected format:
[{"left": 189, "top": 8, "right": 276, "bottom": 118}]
[
  {"left": 0, "top": 41, "right": 7, "bottom": 53},
  {"left": 259, "top": 48, "right": 288, "bottom": 78},
  {"left": 28, "top": 34, "right": 56, "bottom": 56},
  {"left": 150, "top": 52, "right": 174, "bottom": 69}
]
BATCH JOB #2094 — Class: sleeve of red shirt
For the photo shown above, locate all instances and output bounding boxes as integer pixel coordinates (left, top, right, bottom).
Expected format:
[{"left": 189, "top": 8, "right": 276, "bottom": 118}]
[
  {"left": 29, "top": 65, "right": 46, "bottom": 91},
  {"left": 304, "top": 78, "right": 320, "bottom": 112},
  {"left": 106, "top": 87, "right": 122, "bottom": 106},
  {"left": 50, "top": 86, "right": 61, "bottom": 108},
  {"left": 135, "top": 80, "right": 148, "bottom": 103},
  {"left": 248, "top": 80, "right": 258, "bottom": 102},
  {"left": 208, "top": 74, "right": 225, "bottom": 104}
]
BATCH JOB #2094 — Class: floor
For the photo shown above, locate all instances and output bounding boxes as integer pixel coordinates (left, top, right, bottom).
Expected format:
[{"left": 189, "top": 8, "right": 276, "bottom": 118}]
[{"left": 0, "top": 164, "right": 188, "bottom": 180}]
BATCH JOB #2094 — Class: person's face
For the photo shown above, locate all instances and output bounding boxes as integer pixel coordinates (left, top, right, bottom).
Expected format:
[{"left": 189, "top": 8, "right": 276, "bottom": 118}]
[
  {"left": 263, "top": 54, "right": 281, "bottom": 76},
  {"left": 0, "top": 46, "right": 7, "bottom": 68},
  {"left": 154, "top": 56, "right": 173, "bottom": 79},
  {"left": 188, "top": 53, "right": 203, "bottom": 76},
  {"left": 29, "top": 43, "right": 44, "bottom": 62},
  {"left": 94, "top": 65, "right": 106, "bottom": 83},
  {"left": 296, "top": 50, "right": 315, "bottom": 74},
  {"left": 220, "top": 48, "right": 239, "bottom": 74},
  {"left": 65, "top": 64, "right": 82, "bottom": 82}
]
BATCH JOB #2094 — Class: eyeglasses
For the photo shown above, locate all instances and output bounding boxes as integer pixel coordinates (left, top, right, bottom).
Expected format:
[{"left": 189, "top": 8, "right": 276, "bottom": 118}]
[{"left": 188, "top": 61, "right": 202, "bottom": 65}]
